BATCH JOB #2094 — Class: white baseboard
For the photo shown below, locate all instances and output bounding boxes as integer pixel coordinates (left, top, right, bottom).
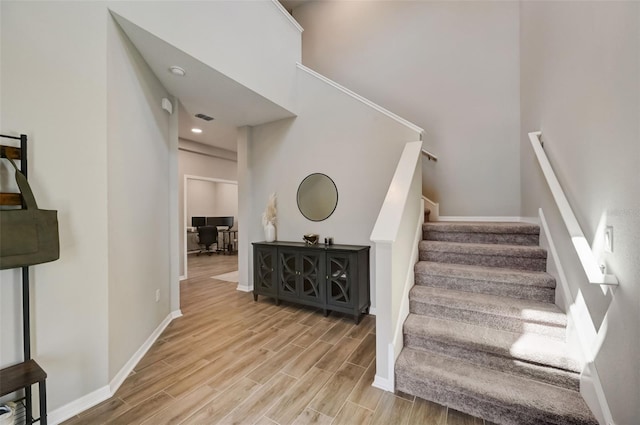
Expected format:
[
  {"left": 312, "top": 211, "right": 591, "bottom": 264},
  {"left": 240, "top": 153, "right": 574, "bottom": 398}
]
[
  {"left": 236, "top": 284, "right": 252, "bottom": 292},
  {"left": 538, "top": 209, "right": 612, "bottom": 425},
  {"left": 179, "top": 274, "right": 186, "bottom": 281},
  {"left": 48, "top": 385, "right": 111, "bottom": 425},
  {"left": 437, "top": 216, "right": 525, "bottom": 222},
  {"left": 372, "top": 375, "right": 394, "bottom": 392},
  {"left": 48, "top": 310, "right": 180, "bottom": 424},
  {"left": 109, "top": 310, "right": 179, "bottom": 393},
  {"left": 369, "top": 307, "right": 377, "bottom": 316},
  {"left": 582, "top": 362, "right": 615, "bottom": 425}
]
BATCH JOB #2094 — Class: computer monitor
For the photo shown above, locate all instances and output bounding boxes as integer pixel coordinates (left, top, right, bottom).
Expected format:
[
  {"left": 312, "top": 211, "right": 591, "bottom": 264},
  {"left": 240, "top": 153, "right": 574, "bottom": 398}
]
[
  {"left": 206, "top": 216, "right": 234, "bottom": 229},
  {"left": 191, "top": 216, "right": 206, "bottom": 227}
]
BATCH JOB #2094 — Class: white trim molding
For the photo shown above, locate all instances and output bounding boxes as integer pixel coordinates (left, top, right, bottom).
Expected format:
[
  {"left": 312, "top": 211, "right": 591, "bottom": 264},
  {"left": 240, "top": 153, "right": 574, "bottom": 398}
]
[
  {"left": 48, "top": 310, "right": 181, "bottom": 424},
  {"left": 236, "top": 284, "right": 251, "bottom": 293},
  {"left": 538, "top": 209, "right": 613, "bottom": 425},
  {"left": 109, "top": 310, "right": 181, "bottom": 394},
  {"left": 270, "top": 0, "right": 304, "bottom": 33},
  {"left": 48, "top": 386, "right": 111, "bottom": 425},
  {"left": 297, "top": 63, "right": 424, "bottom": 137}
]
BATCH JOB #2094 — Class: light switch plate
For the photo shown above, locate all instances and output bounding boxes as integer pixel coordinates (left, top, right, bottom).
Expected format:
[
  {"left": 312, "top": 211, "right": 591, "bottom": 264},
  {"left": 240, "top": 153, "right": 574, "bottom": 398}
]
[{"left": 604, "top": 226, "right": 613, "bottom": 253}]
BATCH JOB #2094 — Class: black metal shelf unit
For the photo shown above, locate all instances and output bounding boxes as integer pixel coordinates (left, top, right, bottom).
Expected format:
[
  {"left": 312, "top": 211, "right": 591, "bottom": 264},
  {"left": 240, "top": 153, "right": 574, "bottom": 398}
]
[{"left": 0, "top": 133, "right": 48, "bottom": 425}]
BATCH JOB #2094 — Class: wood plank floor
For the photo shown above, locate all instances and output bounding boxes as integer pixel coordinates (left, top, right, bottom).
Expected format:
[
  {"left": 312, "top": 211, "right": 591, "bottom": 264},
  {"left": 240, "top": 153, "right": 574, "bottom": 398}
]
[{"left": 63, "top": 254, "right": 491, "bottom": 425}]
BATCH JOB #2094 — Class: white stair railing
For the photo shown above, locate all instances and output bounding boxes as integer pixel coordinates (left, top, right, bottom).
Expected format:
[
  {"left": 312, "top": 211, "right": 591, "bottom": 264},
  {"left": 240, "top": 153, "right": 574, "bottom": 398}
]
[{"left": 529, "top": 131, "right": 617, "bottom": 286}]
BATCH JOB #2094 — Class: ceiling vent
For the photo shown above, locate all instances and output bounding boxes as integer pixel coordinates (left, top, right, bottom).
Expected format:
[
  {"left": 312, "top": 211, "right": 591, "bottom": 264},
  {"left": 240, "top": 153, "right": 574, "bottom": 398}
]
[{"left": 195, "top": 113, "right": 214, "bottom": 121}]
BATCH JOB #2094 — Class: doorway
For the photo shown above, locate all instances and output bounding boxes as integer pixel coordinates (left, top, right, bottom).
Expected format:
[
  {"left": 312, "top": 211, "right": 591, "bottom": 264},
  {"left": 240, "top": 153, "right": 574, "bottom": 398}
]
[{"left": 183, "top": 174, "right": 238, "bottom": 280}]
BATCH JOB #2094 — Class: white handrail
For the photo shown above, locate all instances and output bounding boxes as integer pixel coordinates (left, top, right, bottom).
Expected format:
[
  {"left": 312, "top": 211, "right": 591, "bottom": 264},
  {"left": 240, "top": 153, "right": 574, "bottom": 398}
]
[
  {"left": 529, "top": 131, "right": 618, "bottom": 285},
  {"left": 421, "top": 148, "right": 438, "bottom": 162}
]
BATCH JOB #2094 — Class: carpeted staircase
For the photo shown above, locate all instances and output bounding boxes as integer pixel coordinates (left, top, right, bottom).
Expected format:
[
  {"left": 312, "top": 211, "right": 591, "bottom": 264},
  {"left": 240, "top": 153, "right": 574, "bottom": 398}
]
[{"left": 395, "top": 221, "right": 599, "bottom": 425}]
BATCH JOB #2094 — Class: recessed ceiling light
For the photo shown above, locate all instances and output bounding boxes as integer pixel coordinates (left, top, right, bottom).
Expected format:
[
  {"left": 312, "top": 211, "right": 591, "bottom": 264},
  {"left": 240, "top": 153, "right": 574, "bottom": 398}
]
[
  {"left": 191, "top": 128, "right": 203, "bottom": 134},
  {"left": 169, "top": 66, "right": 186, "bottom": 77}
]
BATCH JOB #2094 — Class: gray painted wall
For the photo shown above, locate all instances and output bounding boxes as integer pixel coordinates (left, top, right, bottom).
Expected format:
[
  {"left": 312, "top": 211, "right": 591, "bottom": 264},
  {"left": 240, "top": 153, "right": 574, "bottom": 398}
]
[
  {"left": 520, "top": 2, "right": 640, "bottom": 423},
  {"left": 107, "top": 15, "right": 172, "bottom": 379},
  {"left": 293, "top": 1, "right": 521, "bottom": 217},
  {"left": 1, "top": 1, "right": 110, "bottom": 409},
  {"left": 187, "top": 179, "right": 238, "bottom": 225},
  {"left": 243, "top": 67, "right": 422, "bottom": 308}
]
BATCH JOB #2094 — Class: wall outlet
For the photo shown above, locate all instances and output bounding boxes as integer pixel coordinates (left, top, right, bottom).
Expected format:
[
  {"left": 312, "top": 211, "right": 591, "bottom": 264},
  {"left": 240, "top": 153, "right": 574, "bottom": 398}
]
[
  {"left": 604, "top": 226, "right": 613, "bottom": 253},
  {"left": 155, "top": 289, "right": 160, "bottom": 302}
]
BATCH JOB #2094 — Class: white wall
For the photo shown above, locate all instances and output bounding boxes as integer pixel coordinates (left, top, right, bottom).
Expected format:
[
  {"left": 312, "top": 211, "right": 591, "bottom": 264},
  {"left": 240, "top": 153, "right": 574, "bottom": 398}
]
[
  {"left": 186, "top": 179, "right": 238, "bottom": 225},
  {"left": 520, "top": 2, "right": 640, "bottom": 423},
  {"left": 179, "top": 147, "right": 237, "bottom": 276},
  {"left": 187, "top": 180, "right": 218, "bottom": 221},
  {"left": 1, "top": 1, "right": 110, "bottom": 410},
  {"left": 293, "top": 1, "right": 521, "bottom": 217},
  {"left": 215, "top": 182, "right": 238, "bottom": 221},
  {"left": 107, "top": 14, "right": 172, "bottom": 378},
  {"left": 244, "top": 66, "right": 422, "bottom": 309},
  {"left": 107, "top": 0, "right": 301, "bottom": 114}
]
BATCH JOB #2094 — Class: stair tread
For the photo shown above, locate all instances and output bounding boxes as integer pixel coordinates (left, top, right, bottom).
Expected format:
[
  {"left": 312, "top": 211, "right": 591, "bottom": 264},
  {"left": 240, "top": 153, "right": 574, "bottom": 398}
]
[
  {"left": 410, "top": 285, "right": 567, "bottom": 327},
  {"left": 424, "top": 221, "right": 540, "bottom": 234},
  {"left": 419, "top": 240, "right": 547, "bottom": 258},
  {"left": 396, "top": 348, "right": 597, "bottom": 425},
  {"left": 415, "top": 261, "right": 556, "bottom": 288},
  {"left": 404, "top": 314, "right": 580, "bottom": 372}
]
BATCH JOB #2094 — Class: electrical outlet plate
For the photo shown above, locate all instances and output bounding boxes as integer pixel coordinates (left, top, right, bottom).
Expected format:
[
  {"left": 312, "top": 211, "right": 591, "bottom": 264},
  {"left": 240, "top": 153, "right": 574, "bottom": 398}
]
[{"left": 604, "top": 226, "right": 613, "bottom": 253}]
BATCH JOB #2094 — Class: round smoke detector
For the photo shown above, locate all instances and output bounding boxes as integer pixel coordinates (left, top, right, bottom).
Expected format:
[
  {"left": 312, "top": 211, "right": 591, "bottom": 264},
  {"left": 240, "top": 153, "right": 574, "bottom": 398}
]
[{"left": 168, "top": 66, "right": 186, "bottom": 77}]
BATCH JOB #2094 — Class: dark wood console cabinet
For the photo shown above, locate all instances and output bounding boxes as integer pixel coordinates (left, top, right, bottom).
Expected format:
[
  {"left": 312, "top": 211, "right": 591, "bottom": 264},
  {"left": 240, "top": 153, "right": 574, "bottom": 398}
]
[{"left": 253, "top": 241, "right": 370, "bottom": 324}]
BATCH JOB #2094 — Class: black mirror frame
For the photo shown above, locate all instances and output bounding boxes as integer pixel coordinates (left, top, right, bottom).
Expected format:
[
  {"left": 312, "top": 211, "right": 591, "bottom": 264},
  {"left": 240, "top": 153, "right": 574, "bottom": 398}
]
[{"left": 296, "top": 173, "right": 338, "bottom": 222}]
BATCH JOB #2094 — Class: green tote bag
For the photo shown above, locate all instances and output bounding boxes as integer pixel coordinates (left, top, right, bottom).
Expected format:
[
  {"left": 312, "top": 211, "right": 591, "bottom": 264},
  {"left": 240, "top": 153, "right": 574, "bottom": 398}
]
[{"left": 0, "top": 158, "right": 59, "bottom": 270}]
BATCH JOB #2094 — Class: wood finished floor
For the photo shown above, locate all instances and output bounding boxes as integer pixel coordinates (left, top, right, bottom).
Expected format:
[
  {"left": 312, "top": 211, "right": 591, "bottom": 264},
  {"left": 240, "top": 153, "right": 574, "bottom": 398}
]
[{"left": 63, "top": 254, "right": 492, "bottom": 425}]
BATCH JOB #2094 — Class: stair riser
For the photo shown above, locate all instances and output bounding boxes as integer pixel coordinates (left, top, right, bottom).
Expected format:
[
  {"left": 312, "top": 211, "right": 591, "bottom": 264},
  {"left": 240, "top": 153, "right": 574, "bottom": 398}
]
[
  {"left": 403, "top": 334, "right": 579, "bottom": 391},
  {"left": 424, "top": 231, "right": 539, "bottom": 246},
  {"left": 414, "top": 273, "right": 555, "bottom": 303},
  {"left": 419, "top": 251, "right": 547, "bottom": 272},
  {"left": 409, "top": 301, "right": 566, "bottom": 340},
  {"left": 395, "top": 373, "right": 588, "bottom": 425}
]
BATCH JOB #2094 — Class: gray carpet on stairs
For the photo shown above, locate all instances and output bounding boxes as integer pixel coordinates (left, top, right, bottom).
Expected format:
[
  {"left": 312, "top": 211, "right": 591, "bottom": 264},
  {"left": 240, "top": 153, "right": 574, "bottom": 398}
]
[
  {"left": 397, "top": 221, "right": 598, "bottom": 425},
  {"left": 403, "top": 314, "right": 580, "bottom": 390},
  {"left": 415, "top": 261, "right": 556, "bottom": 302},
  {"left": 419, "top": 240, "right": 548, "bottom": 271},
  {"left": 424, "top": 221, "right": 540, "bottom": 246},
  {"left": 396, "top": 348, "right": 598, "bottom": 425}
]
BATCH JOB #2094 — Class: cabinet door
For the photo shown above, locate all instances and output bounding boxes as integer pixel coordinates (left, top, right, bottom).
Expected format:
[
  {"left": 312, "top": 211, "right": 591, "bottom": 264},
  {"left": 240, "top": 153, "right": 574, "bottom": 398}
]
[
  {"left": 278, "top": 249, "right": 298, "bottom": 299},
  {"left": 326, "top": 253, "right": 355, "bottom": 308},
  {"left": 298, "top": 251, "right": 325, "bottom": 304},
  {"left": 254, "top": 245, "right": 277, "bottom": 297}
]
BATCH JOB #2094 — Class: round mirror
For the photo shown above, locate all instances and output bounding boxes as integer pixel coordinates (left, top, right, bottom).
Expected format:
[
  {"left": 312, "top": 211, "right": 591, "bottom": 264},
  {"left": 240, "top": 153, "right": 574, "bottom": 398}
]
[{"left": 297, "top": 173, "right": 338, "bottom": 222}]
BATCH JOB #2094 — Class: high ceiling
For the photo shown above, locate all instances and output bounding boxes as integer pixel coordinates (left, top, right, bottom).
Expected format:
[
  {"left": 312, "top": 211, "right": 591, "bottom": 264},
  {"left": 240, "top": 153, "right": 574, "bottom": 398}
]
[{"left": 111, "top": 11, "right": 295, "bottom": 153}]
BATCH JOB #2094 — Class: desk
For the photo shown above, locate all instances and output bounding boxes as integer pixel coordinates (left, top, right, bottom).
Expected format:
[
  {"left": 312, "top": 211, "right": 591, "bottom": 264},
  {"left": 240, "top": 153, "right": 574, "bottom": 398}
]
[{"left": 219, "top": 230, "right": 238, "bottom": 254}]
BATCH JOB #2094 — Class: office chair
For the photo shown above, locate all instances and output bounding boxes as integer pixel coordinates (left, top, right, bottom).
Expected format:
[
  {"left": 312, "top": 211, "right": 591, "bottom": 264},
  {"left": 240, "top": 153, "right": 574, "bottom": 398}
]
[{"left": 196, "top": 225, "right": 218, "bottom": 256}]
